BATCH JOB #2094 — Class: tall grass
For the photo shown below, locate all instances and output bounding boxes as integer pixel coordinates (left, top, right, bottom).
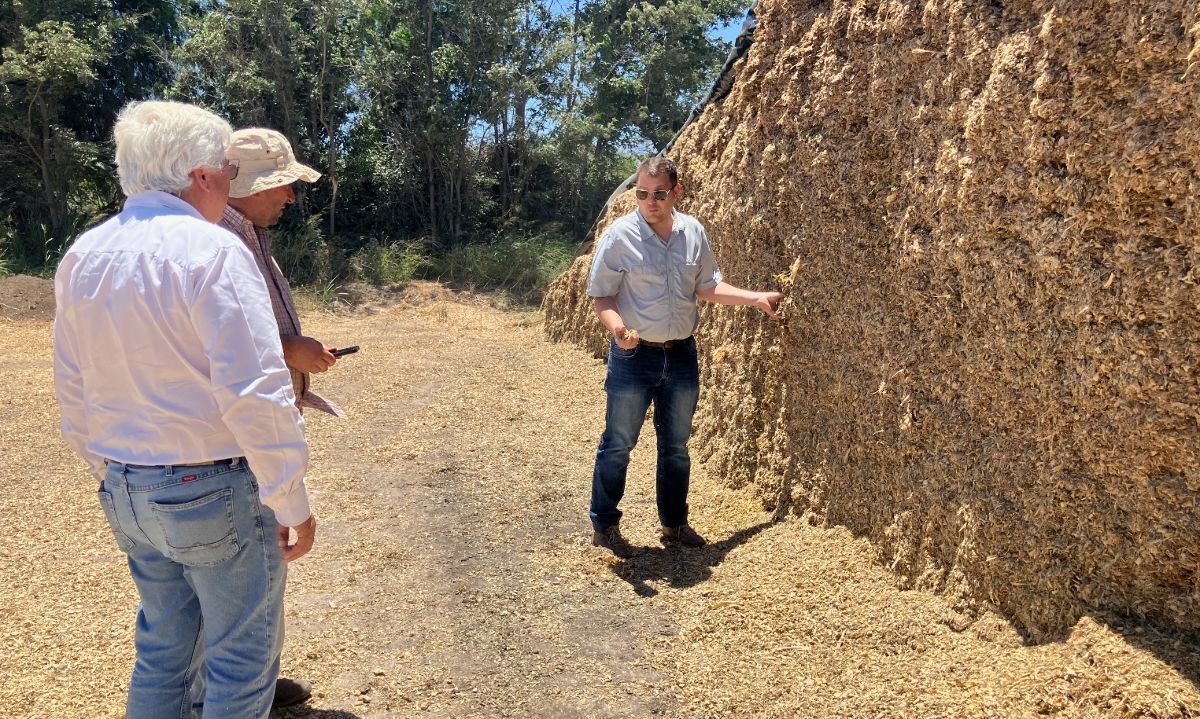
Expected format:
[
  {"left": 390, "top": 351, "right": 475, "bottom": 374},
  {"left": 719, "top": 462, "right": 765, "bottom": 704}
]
[
  {"left": 0, "top": 219, "right": 12, "bottom": 277},
  {"left": 433, "top": 231, "right": 576, "bottom": 301},
  {"left": 0, "top": 210, "right": 94, "bottom": 276},
  {"left": 350, "top": 231, "right": 576, "bottom": 302},
  {"left": 271, "top": 214, "right": 329, "bottom": 286},
  {"left": 356, "top": 241, "right": 432, "bottom": 286}
]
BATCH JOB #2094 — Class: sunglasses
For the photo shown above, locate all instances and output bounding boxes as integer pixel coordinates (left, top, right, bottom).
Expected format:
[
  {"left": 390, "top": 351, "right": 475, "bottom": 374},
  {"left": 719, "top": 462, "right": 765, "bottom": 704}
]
[{"left": 634, "top": 187, "right": 673, "bottom": 201}]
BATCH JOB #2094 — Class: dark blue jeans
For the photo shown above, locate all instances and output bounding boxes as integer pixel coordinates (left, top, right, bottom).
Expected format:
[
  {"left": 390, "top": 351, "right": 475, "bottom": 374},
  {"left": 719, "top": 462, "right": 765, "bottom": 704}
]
[{"left": 590, "top": 336, "right": 700, "bottom": 531}]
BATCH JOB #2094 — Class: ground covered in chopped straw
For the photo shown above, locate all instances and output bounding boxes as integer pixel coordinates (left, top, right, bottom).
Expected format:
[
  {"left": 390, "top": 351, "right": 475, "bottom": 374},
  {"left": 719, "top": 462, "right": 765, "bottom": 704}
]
[{"left": 2, "top": 284, "right": 1198, "bottom": 717}]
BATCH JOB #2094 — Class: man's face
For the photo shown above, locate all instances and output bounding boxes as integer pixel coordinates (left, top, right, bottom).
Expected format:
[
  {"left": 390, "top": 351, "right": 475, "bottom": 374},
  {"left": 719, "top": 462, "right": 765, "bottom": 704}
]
[
  {"left": 634, "top": 170, "right": 677, "bottom": 223},
  {"left": 236, "top": 182, "right": 296, "bottom": 228}
]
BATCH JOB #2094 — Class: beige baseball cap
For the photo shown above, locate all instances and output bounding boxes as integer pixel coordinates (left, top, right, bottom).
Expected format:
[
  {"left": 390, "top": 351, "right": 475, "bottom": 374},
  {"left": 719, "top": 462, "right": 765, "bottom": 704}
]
[{"left": 227, "top": 128, "right": 321, "bottom": 198}]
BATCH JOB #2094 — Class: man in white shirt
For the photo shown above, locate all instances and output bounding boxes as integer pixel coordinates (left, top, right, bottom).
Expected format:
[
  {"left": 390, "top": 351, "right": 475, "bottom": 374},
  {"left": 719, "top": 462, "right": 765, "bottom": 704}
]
[{"left": 54, "top": 100, "right": 316, "bottom": 719}]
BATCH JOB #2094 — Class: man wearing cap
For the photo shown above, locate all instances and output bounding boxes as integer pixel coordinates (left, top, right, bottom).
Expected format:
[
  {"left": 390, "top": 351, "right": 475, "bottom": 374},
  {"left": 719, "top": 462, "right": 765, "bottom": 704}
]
[
  {"left": 586, "top": 156, "right": 783, "bottom": 559},
  {"left": 221, "top": 128, "right": 345, "bottom": 420},
  {"left": 219, "top": 128, "right": 340, "bottom": 709}
]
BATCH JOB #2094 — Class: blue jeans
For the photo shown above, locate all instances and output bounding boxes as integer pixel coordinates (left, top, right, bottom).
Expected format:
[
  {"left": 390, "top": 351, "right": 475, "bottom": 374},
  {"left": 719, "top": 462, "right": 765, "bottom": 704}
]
[
  {"left": 590, "top": 337, "right": 701, "bottom": 531},
  {"left": 98, "top": 458, "right": 286, "bottom": 719}
]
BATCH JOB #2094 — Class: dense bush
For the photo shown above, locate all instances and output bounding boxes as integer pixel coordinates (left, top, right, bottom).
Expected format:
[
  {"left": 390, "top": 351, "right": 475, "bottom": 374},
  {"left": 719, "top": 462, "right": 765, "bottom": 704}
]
[{"left": 356, "top": 241, "right": 434, "bottom": 286}]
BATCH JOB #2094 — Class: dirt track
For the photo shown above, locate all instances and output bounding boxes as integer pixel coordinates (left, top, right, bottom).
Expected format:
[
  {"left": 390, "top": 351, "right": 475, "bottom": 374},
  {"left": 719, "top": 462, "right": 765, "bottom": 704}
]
[{"left": 2, "top": 285, "right": 1199, "bottom": 718}]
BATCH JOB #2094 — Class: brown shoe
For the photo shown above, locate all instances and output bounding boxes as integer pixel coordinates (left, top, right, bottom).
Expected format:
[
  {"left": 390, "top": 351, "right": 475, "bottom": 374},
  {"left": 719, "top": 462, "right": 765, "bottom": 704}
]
[
  {"left": 272, "top": 676, "right": 313, "bottom": 708},
  {"left": 661, "top": 524, "right": 707, "bottom": 547},
  {"left": 592, "top": 523, "right": 640, "bottom": 558}
]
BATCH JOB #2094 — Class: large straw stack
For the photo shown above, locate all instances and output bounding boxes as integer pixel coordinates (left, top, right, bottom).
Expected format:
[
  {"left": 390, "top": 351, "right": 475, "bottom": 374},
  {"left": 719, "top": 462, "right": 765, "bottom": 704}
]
[{"left": 544, "top": 0, "right": 1200, "bottom": 641}]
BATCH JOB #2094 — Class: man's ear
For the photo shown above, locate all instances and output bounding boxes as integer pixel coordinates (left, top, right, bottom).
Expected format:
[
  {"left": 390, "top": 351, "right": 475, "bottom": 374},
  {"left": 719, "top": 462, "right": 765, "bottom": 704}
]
[
  {"left": 674, "top": 182, "right": 685, "bottom": 201},
  {"left": 189, "top": 166, "right": 213, "bottom": 191}
]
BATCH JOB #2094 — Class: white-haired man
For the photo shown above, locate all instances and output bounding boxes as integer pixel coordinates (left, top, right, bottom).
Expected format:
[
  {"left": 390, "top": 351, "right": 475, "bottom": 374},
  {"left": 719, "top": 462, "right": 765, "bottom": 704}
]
[{"left": 54, "top": 100, "right": 316, "bottom": 718}]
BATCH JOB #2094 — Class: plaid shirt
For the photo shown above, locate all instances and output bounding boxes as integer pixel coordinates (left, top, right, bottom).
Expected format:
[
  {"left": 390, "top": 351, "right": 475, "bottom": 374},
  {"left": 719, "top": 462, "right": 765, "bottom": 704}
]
[{"left": 220, "top": 206, "right": 344, "bottom": 418}]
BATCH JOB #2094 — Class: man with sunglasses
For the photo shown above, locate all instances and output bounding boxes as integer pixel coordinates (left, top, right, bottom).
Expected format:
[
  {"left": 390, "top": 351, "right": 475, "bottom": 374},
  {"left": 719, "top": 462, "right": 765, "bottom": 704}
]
[{"left": 586, "top": 156, "right": 783, "bottom": 559}]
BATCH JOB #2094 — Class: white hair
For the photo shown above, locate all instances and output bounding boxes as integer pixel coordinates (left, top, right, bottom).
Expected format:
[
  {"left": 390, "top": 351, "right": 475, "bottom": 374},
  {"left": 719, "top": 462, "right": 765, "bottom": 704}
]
[{"left": 113, "top": 101, "right": 232, "bottom": 196}]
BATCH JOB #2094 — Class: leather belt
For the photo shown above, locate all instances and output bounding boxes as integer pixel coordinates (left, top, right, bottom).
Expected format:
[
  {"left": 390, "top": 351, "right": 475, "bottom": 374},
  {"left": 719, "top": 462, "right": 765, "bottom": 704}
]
[
  {"left": 105, "top": 457, "right": 242, "bottom": 469},
  {"left": 639, "top": 336, "right": 690, "bottom": 349}
]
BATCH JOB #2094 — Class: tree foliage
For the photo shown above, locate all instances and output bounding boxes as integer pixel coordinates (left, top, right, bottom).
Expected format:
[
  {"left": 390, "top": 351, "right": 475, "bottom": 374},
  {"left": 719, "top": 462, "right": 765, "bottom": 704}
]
[
  {"left": 0, "top": 0, "right": 185, "bottom": 266},
  {"left": 0, "top": 0, "right": 744, "bottom": 284}
]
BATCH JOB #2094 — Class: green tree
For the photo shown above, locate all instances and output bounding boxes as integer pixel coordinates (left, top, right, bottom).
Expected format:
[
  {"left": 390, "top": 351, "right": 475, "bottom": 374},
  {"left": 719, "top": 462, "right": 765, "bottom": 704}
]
[
  {"left": 172, "top": 0, "right": 365, "bottom": 279},
  {"left": 353, "top": 0, "right": 532, "bottom": 249},
  {"left": 0, "top": 20, "right": 109, "bottom": 252},
  {"left": 541, "top": 0, "right": 743, "bottom": 238},
  {"left": 0, "top": 0, "right": 184, "bottom": 269}
]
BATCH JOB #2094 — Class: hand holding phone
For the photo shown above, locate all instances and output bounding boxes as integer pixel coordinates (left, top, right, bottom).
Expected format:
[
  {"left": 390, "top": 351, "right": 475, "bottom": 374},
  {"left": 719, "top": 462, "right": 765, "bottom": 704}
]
[{"left": 331, "top": 345, "right": 359, "bottom": 358}]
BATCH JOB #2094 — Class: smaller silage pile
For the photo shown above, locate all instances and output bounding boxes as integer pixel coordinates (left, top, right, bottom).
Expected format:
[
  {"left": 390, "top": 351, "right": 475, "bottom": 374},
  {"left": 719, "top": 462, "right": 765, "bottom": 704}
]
[
  {"left": 544, "top": 195, "right": 639, "bottom": 359},
  {"left": 544, "top": 0, "right": 1200, "bottom": 641}
]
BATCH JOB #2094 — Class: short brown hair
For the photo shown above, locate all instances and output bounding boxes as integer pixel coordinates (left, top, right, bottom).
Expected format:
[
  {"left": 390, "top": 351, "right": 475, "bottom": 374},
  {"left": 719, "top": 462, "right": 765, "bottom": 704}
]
[{"left": 637, "top": 156, "right": 678, "bottom": 187}]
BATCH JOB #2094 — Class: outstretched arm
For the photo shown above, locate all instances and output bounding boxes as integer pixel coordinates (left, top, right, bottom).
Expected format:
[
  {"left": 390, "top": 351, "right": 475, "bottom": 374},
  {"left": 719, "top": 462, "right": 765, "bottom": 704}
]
[{"left": 696, "top": 281, "right": 783, "bottom": 319}]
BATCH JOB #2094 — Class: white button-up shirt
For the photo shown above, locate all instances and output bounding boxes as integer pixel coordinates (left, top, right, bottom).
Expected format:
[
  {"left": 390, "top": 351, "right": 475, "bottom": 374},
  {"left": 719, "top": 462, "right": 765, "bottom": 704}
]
[
  {"left": 53, "top": 191, "right": 311, "bottom": 526},
  {"left": 586, "top": 209, "right": 723, "bottom": 342}
]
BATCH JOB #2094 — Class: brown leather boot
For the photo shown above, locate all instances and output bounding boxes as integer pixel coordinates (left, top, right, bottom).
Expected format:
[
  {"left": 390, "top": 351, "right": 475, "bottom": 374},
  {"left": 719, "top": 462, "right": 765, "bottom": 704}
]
[
  {"left": 272, "top": 676, "right": 313, "bottom": 708},
  {"left": 661, "top": 524, "right": 707, "bottom": 547},
  {"left": 592, "top": 523, "right": 640, "bottom": 558}
]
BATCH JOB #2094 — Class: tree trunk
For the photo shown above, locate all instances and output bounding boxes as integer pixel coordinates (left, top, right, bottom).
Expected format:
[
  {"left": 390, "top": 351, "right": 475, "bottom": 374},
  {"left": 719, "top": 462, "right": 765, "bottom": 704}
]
[
  {"left": 500, "top": 112, "right": 511, "bottom": 213},
  {"left": 318, "top": 0, "right": 338, "bottom": 239},
  {"left": 37, "top": 95, "right": 65, "bottom": 240},
  {"left": 566, "top": 0, "right": 580, "bottom": 114},
  {"left": 423, "top": 0, "right": 438, "bottom": 247}
]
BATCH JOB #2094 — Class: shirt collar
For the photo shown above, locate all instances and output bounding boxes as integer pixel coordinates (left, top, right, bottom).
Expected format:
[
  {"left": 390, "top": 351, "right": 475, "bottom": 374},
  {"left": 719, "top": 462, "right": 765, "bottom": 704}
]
[
  {"left": 635, "top": 208, "right": 679, "bottom": 243},
  {"left": 123, "top": 190, "right": 209, "bottom": 221},
  {"left": 220, "top": 204, "right": 259, "bottom": 243}
]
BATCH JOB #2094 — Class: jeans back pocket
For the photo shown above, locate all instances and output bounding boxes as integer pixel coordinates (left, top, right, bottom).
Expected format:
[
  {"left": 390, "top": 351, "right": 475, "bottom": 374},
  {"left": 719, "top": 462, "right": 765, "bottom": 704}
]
[{"left": 150, "top": 488, "right": 240, "bottom": 567}]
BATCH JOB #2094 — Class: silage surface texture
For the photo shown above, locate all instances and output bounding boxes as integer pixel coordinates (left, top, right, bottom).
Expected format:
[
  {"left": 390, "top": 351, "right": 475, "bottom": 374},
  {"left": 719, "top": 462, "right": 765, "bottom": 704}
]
[{"left": 543, "top": 0, "right": 1200, "bottom": 641}]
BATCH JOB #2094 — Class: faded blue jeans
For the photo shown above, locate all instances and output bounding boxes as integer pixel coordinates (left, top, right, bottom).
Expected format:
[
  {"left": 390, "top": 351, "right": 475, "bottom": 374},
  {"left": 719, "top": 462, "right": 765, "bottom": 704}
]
[
  {"left": 590, "top": 336, "right": 701, "bottom": 532},
  {"left": 98, "top": 458, "right": 286, "bottom": 719}
]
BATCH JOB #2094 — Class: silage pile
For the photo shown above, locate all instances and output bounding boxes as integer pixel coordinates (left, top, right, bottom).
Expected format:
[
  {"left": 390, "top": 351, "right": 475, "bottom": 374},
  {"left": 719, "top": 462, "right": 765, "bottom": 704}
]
[{"left": 544, "top": 0, "right": 1200, "bottom": 641}]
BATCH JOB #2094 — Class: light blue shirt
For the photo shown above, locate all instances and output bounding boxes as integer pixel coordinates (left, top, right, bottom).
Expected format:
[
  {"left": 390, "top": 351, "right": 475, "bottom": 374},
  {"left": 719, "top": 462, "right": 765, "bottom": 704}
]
[{"left": 587, "top": 209, "right": 722, "bottom": 343}]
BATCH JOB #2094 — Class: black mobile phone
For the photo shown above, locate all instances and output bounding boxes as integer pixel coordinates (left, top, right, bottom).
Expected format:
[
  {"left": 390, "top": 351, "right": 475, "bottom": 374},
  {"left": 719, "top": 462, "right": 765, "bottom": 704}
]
[{"left": 331, "top": 345, "right": 359, "bottom": 358}]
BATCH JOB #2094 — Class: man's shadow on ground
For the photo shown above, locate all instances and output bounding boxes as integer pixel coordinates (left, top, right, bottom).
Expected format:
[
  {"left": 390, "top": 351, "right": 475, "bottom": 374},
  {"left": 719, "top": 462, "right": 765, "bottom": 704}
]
[
  {"left": 609, "top": 521, "right": 774, "bottom": 597},
  {"left": 274, "top": 708, "right": 363, "bottom": 718}
]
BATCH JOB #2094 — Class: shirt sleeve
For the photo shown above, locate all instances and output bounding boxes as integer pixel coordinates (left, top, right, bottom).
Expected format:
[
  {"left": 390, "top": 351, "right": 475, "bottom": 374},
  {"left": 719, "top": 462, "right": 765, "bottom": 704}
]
[
  {"left": 187, "top": 243, "right": 312, "bottom": 527},
  {"left": 587, "top": 231, "right": 623, "bottom": 298},
  {"left": 52, "top": 267, "right": 104, "bottom": 480},
  {"left": 696, "top": 225, "right": 723, "bottom": 292}
]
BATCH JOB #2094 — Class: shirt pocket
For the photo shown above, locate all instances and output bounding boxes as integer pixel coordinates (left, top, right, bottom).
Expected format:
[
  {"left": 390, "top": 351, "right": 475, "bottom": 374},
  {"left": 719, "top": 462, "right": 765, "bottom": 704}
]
[
  {"left": 624, "top": 263, "right": 667, "bottom": 305},
  {"left": 679, "top": 259, "right": 702, "bottom": 290}
]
